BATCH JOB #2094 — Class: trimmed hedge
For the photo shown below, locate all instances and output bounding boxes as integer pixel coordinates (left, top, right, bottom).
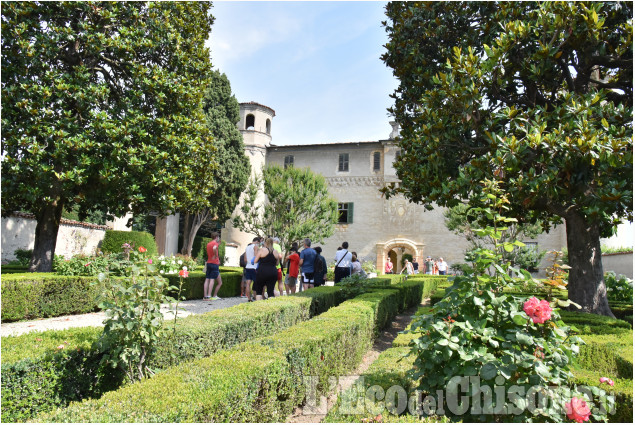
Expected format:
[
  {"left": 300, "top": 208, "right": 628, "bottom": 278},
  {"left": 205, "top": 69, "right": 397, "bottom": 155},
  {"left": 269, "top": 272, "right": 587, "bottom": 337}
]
[
  {"left": 1, "top": 287, "right": 347, "bottom": 422},
  {"left": 100, "top": 230, "right": 158, "bottom": 256},
  {"left": 1, "top": 274, "right": 106, "bottom": 321},
  {"left": 34, "top": 282, "right": 414, "bottom": 422},
  {"left": 0, "top": 270, "right": 244, "bottom": 322},
  {"left": 38, "top": 344, "right": 295, "bottom": 423}
]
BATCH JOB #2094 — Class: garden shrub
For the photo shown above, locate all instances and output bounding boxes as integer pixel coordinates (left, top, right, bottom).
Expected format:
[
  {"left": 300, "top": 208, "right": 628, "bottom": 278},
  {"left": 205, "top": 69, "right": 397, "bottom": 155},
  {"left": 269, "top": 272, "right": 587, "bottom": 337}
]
[
  {"left": 1, "top": 274, "right": 107, "bottom": 321},
  {"left": 1, "top": 331, "right": 122, "bottom": 423},
  {"left": 37, "top": 344, "right": 294, "bottom": 423},
  {"left": 1, "top": 286, "right": 348, "bottom": 421},
  {"left": 294, "top": 285, "right": 348, "bottom": 316},
  {"left": 0, "top": 270, "right": 243, "bottom": 322},
  {"left": 604, "top": 272, "right": 633, "bottom": 302},
  {"left": 0, "top": 265, "right": 29, "bottom": 274},
  {"left": 407, "top": 182, "right": 610, "bottom": 422},
  {"left": 29, "top": 284, "right": 403, "bottom": 422},
  {"left": 100, "top": 230, "right": 158, "bottom": 256}
]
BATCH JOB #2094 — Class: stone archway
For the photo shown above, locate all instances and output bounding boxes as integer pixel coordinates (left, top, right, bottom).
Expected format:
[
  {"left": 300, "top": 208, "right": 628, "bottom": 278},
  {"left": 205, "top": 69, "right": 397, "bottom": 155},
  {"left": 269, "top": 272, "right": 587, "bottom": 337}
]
[{"left": 376, "top": 238, "right": 425, "bottom": 274}]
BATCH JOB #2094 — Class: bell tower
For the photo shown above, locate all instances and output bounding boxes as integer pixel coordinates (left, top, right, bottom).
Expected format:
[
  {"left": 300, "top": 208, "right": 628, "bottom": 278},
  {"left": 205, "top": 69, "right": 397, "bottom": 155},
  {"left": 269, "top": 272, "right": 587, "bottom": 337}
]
[{"left": 222, "top": 102, "right": 276, "bottom": 262}]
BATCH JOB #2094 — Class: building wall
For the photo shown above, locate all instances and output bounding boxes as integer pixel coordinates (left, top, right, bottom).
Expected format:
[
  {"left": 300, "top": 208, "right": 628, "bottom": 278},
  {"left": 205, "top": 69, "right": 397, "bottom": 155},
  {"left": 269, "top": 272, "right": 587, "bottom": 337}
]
[
  {"left": 266, "top": 142, "right": 568, "bottom": 273},
  {"left": 1, "top": 214, "right": 108, "bottom": 263}
]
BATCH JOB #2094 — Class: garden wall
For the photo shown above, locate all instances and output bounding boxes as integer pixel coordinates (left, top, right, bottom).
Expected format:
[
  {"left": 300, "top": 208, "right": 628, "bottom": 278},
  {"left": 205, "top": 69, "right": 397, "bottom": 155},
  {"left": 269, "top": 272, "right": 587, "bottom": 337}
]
[
  {"left": 602, "top": 252, "right": 633, "bottom": 279},
  {"left": 1, "top": 213, "right": 110, "bottom": 263}
]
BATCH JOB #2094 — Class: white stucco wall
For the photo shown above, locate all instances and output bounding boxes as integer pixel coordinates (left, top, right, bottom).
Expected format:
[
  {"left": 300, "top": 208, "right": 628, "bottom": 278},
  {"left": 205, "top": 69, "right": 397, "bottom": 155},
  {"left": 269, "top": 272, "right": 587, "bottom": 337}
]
[{"left": 1, "top": 214, "right": 109, "bottom": 262}]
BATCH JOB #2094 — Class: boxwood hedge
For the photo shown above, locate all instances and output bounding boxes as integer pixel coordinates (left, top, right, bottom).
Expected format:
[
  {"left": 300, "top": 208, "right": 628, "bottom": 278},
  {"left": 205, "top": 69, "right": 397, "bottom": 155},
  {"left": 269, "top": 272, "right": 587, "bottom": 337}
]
[
  {"left": 100, "top": 230, "right": 158, "bottom": 256},
  {"left": 1, "top": 286, "right": 347, "bottom": 422},
  {"left": 33, "top": 280, "right": 429, "bottom": 422},
  {"left": 1, "top": 270, "right": 243, "bottom": 322}
]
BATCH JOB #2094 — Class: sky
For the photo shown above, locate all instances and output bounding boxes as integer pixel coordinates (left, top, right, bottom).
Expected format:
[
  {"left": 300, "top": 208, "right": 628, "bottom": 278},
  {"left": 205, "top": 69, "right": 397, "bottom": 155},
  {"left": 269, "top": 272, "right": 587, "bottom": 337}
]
[{"left": 206, "top": 1, "right": 398, "bottom": 146}]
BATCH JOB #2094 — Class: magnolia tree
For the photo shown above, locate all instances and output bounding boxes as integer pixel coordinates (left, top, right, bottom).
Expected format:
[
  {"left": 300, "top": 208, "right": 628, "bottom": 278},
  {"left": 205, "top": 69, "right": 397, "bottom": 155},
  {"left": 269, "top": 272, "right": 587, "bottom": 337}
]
[
  {"left": 382, "top": 2, "right": 633, "bottom": 316},
  {"left": 1, "top": 2, "right": 217, "bottom": 271},
  {"left": 232, "top": 165, "right": 339, "bottom": 254}
]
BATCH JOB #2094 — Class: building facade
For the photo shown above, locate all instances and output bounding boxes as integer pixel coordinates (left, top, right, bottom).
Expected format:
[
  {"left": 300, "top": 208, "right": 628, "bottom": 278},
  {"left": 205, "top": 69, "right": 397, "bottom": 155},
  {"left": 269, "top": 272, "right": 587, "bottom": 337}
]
[{"left": 224, "top": 102, "right": 568, "bottom": 273}]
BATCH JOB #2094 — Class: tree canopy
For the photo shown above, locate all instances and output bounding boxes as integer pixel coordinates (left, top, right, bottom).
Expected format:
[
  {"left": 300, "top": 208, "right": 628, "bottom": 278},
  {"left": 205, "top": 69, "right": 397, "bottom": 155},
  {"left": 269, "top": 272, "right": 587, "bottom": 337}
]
[
  {"left": 383, "top": 1, "right": 633, "bottom": 315},
  {"left": 1, "top": 2, "right": 217, "bottom": 270},
  {"left": 232, "top": 164, "right": 339, "bottom": 253},
  {"left": 180, "top": 70, "right": 251, "bottom": 256}
]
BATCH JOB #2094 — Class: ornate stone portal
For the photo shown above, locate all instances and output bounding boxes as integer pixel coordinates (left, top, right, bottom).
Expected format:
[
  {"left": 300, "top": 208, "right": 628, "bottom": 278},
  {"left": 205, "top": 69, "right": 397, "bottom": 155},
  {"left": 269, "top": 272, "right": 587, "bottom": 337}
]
[{"left": 375, "top": 238, "right": 425, "bottom": 274}]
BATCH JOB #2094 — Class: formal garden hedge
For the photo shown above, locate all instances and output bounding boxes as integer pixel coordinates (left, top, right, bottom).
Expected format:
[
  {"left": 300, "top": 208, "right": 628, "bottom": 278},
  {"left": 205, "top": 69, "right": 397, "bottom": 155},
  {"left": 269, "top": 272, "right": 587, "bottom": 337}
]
[
  {"left": 100, "top": 230, "right": 158, "bottom": 256},
  {"left": 0, "top": 270, "right": 243, "bottom": 322},
  {"left": 0, "top": 286, "right": 350, "bottom": 422},
  {"left": 33, "top": 279, "right": 430, "bottom": 422}
]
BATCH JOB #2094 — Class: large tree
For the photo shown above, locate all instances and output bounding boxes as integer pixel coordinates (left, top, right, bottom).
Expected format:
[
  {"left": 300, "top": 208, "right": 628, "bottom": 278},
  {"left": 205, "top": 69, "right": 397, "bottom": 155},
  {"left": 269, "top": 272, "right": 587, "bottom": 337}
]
[
  {"left": 382, "top": 2, "right": 632, "bottom": 316},
  {"left": 180, "top": 70, "right": 251, "bottom": 256},
  {"left": 233, "top": 165, "right": 339, "bottom": 253},
  {"left": 2, "top": 2, "right": 217, "bottom": 271}
]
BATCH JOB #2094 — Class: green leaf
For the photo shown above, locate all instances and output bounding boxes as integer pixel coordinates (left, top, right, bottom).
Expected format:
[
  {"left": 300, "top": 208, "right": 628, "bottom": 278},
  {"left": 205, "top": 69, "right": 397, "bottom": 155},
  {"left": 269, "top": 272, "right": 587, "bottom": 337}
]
[
  {"left": 516, "top": 332, "right": 533, "bottom": 346},
  {"left": 480, "top": 362, "right": 498, "bottom": 380}
]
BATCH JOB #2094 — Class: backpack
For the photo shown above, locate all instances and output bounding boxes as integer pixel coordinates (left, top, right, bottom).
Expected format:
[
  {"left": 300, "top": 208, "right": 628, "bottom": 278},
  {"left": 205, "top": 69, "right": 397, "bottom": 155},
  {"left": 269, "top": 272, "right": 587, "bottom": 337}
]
[
  {"left": 314, "top": 255, "right": 324, "bottom": 275},
  {"left": 239, "top": 250, "right": 247, "bottom": 268}
]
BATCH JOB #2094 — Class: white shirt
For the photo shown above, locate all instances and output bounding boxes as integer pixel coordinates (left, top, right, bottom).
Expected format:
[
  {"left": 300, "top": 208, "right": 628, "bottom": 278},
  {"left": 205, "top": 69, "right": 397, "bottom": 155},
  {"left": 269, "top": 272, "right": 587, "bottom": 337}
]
[
  {"left": 437, "top": 261, "right": 448, "bottom": 272},
  {"left": 245, "top": 243, "right": 257, "bottom": 269},
  {"left": 334, "top": 249, "right": 352, "bottom": 268}
]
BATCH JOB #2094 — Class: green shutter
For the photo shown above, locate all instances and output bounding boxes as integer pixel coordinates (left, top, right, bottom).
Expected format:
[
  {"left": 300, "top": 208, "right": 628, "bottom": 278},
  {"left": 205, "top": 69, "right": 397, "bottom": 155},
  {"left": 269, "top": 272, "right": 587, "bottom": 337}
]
[{"left": 347, "top": 203, "right": 354, "bottom": 224}]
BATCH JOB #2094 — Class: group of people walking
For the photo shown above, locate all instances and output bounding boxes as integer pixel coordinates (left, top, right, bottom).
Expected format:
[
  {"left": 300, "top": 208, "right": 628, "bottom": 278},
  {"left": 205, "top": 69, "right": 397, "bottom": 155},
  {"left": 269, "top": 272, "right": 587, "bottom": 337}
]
[
  {"left": 240, "top": 237, "right": 328, "bottom": 301},
  {"left": 333, "top": 241, "right": 366, "bottom": 283},
  {"left": 385, "top": 255, "right": 448, "bottom": 276}
]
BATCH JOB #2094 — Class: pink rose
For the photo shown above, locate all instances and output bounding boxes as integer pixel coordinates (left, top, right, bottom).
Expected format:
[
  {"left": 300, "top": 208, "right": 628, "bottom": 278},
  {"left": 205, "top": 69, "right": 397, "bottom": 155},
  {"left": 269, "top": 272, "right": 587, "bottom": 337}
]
[
  {"left": 523, "top": 297, "right": 552, "bottom": 324},
  {"left": 179, "top": 269, "right": 189, "bottom": 278},
  {"left": 599, "top": 377, "right": 614, "bottom": 386},
  {"left": 148, "top": 259, "right": 153, "bottom": 264},
  {"left": 56, "top": 344, "right": 65, "bottom": 350},
  {"left": 565, "top": 397, "right": 591, "bottom": 423}
]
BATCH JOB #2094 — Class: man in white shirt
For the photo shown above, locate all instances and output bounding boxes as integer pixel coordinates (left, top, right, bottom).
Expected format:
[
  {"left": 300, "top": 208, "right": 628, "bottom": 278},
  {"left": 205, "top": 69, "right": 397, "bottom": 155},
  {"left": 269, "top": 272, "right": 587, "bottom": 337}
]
[
  {"left": 437, "top": 257, "right": 448, "bottom": 275},
  {"left": 243, "top": 237, "right": 260, "bottom": 301},
  {"left": 333, "top": 241, "right": 353, "bottom": 284}
]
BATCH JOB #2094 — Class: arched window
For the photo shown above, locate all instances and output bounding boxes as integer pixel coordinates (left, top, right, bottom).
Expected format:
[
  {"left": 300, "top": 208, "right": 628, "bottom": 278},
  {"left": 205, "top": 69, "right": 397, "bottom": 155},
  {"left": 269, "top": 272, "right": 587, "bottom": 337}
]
[
  {"left": 266, "top": 119, "right": 271, "bottom": 134},
  {"left": 246, "top": 114, "right": 255, "bottom": 130}
]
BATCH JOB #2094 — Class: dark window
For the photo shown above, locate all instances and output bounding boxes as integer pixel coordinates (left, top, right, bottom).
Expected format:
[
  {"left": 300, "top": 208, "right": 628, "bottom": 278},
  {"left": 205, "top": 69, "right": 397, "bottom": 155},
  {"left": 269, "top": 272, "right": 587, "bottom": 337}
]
[
  {"left": 373, "top": 152, "right": 381, "bottom": 171},
  {"left": 266, "top": 119, "right": 271, "bottom": 134},
  {"left": 284, "top": 155, "right": 294, "bottom": 169},
  {"left": 395, "top": 149, "right": 402, "bottom": 160},
  {"left": 338, "top": 202, "right": 354, "bottom": 224},
  {"left": 246, "top": 114, "right": 255, "bottom": 130},
  {"left": 338, "top": 153, "right": 349, "bottom": 172}
]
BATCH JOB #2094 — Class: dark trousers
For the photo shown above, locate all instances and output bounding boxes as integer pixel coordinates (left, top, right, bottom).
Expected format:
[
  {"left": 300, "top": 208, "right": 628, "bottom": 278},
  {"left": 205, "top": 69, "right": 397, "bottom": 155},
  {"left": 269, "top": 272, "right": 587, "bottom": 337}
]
[{"left": 334, "top": 266, "right": 351, "bottom": 284}]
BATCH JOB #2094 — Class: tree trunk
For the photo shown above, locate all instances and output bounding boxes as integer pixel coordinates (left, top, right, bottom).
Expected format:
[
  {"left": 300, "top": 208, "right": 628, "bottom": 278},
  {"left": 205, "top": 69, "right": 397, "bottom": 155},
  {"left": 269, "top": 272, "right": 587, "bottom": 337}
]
[
  {"left": 565, "top": 211, "right": 614, "bottom": 317},
  {"left": 180, "top": 213, "right": 193, "bottom": 255},
  {"left": 29, "top": 201, "right": 64, "bottom": 272},
  {"left": 181, "top": 210, "right": 211, "bottom": 258}
]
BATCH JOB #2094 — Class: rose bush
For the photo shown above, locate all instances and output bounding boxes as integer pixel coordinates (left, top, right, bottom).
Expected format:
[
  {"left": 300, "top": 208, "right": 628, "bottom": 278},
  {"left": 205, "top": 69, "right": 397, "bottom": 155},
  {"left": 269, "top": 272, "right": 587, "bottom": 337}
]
[{"left": 407, "top": 181, "right": 612, "bottom": 422}]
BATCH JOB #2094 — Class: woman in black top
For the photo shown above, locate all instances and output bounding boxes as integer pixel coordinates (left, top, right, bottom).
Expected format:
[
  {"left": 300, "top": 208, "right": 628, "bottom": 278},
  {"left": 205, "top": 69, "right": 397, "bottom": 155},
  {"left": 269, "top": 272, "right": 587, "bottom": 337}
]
[{"left": 254, "top": 237, "right": 282, "bottom": 300}]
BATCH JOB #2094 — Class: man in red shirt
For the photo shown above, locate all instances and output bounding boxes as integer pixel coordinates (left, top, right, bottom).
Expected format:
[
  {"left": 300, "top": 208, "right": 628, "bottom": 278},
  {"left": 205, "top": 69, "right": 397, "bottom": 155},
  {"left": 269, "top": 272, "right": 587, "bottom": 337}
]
[
  {"left": 204, "top": 232, "right": 223, "bottom": 300},
  {"left": 284, "top": 246, "right": 300, "bottom": 294}
]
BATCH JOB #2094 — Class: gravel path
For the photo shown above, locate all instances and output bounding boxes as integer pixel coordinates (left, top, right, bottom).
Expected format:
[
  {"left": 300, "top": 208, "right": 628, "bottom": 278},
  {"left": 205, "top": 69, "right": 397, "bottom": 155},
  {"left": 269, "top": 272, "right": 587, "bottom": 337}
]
[{"left": 1, "top": 297, "right": 247, "bottom": 337}]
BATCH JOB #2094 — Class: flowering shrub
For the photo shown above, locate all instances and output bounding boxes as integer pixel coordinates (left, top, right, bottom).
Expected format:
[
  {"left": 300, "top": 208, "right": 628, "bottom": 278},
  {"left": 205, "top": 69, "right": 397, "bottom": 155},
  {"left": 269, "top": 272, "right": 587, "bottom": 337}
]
[
  {"left": 604, "top": 271, "right": 633, "bottom": 302},
  {"left": 94, "top": 251, "right": 176, "bottom": 383},
  {"left": 523, "top": 296, "right": 553, "bottom": 324},
  {"left": 565, "top": 397, "right": 592, "bottom": 423},
  {"left": 54, "top": 253, "right": 134, "bottom": 277},
  {"left": 407, "top": 181, "right": 611, "bottom": 422},
  {"left": 153, "top": 255, "right": 196, "bottom": 276}
]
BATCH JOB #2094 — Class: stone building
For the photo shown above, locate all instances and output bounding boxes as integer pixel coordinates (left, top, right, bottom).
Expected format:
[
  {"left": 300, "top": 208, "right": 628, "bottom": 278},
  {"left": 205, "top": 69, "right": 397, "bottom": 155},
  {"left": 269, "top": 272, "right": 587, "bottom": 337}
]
[{"left": 223, "top": 102, "right": 569, "bottom": 273}]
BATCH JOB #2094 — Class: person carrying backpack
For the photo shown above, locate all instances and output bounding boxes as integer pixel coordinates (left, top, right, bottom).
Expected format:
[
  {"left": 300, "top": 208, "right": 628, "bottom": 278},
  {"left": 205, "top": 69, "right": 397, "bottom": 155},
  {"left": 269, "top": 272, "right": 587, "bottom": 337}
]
[{"left": 313, "top": 246, "right": 328, "bottom": 287}]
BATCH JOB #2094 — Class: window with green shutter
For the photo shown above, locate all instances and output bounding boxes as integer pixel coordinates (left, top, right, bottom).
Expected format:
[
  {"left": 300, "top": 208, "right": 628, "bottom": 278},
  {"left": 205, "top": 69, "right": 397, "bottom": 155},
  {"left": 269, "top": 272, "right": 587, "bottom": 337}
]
[{"left": 338, "top": 202, "right": 354, "bottom": 224}]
